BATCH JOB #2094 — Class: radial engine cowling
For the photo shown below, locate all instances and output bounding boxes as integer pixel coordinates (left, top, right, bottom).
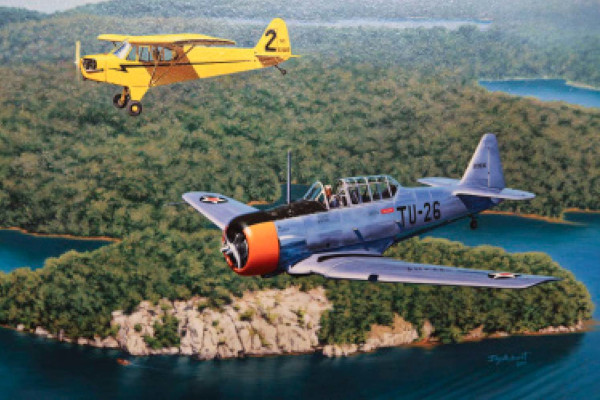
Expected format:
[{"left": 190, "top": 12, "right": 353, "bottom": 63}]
[{"left": 222, "top": 222, "right": 280, "bottom": 276}]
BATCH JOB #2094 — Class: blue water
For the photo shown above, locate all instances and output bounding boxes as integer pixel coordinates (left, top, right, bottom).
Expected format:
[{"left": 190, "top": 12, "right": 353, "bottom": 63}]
[
  {"left": 0, "top": 213, "right": 598, "bottom": 399},
  {"left": 219, "top": 17, "right": 492, "bottom": 30},
  {"left": 479, "top": 79, "right": 600, "bottom": 108},
  {"left": 0, "top": 229, "right": 110, "bottom": 272}
]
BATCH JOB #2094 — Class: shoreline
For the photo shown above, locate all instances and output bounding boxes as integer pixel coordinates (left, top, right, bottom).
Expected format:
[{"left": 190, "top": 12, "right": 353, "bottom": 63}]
[
  {"left": 2, "top": 319, "right": 591, "bottom": 360},
  {"left": 482, "top": 208, "right": 599, "bottom": 225},
  {"left": 0, "top": 226, "right": 120, "bottom": 243},
  {"left": 477, "top": 77, "right": 600, "bottom": 91}
]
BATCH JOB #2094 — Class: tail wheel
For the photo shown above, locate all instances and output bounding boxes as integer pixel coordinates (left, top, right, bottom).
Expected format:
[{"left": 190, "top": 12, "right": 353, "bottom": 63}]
[
  {"left": 113, "top": 94, "right": 129, "bottom": 109},
  {"left": 470, "top": 218, "right": 478, "bottom": 230},
  {"left": 127, "top": 101, "right": 142, "bottom": 117}
]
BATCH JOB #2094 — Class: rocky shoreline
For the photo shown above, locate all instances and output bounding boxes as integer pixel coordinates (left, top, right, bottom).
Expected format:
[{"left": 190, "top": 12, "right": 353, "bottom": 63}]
[{"left": 20, "top": 286, "right": 586, "bottom": 359}]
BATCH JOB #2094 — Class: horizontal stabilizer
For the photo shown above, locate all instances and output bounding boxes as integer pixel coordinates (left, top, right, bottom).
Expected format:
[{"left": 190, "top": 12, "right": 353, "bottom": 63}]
[
  {"left": 453, "top": 187, "right": 535, "bottom": 200},
  {"left": 255, "top": 54, "right": 287, "bottom": 62},
  {"left": 182, "top": 192, "right": 257, "bottom": 230},
  {"left": 289, "top": 253, "right": 558, "bottom": 289}
]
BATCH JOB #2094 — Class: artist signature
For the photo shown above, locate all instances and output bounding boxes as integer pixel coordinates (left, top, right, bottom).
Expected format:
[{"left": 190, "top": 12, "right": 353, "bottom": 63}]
[{"left": 488, "top": 352, "right": 530, "bottom": 367}]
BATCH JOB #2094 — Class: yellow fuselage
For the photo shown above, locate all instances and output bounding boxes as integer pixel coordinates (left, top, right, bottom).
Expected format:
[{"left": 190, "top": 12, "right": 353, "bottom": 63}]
[{"left": 81, "top": 46, "right": 286, "bottom": 101}]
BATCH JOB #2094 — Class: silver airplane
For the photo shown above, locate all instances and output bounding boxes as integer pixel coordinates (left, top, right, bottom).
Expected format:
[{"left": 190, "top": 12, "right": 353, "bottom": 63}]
[{"left": 183, "top": 134, "right": 559, "bottom": 288}]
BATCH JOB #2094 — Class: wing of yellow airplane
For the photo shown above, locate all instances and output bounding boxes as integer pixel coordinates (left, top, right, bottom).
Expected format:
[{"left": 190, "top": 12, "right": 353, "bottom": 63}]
[
  {"left": 97, "top": 33, "right": 235, "bottom": 47},
  {"left": 97, "top": 34, "right": 129, "bottom": 44}
]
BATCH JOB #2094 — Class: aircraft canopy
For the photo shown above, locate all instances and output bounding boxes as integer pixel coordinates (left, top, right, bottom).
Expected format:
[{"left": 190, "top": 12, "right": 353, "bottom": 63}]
[{"left": 304, "top": 175, "right": 401, "bottom": 209}]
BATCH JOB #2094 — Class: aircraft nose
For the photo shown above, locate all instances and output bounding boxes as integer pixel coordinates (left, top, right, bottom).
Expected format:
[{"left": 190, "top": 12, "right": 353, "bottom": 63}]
[{"left": 81, "top": 57, "right": 97, "bottom": 72}]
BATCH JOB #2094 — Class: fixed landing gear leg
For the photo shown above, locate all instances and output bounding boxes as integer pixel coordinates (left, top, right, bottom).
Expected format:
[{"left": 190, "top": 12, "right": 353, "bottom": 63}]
[
  {"left": 125, "top": 87, "right": 148, "bottom": 117},
  {"left": 113, "top": 88, "right": 130, "bottom": 109},
  {"left": 470, "top": 216, "right": 478, "bottom": 230},
  {"left": 274, "top": 65, "right": 287, "bottom": 76}
]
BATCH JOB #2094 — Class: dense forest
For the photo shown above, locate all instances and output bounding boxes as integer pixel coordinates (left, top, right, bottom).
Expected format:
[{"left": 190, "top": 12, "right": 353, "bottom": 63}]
[
  {"left": 69, "top": 0, "right": 599, "bottom": 28},
  {"left": 0, "top": 7, "right": 41, "bottom": 29},
  {"left": 0, "top": 1, "right": 597, "bottom": 345},
  {"left": 0, "top": 62, "right": 598, "bottom": 240}
]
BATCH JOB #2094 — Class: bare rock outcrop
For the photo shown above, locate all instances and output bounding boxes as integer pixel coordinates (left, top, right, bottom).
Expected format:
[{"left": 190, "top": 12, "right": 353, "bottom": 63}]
[
  {"left": 323, "top": 315, "right": 426, "bottom": 357},
  {"left": 110, "top": 286, "right": 331, "bottom": 360},
  {"left": 23, "top": 288, "right": 586, "bottom": 360}
]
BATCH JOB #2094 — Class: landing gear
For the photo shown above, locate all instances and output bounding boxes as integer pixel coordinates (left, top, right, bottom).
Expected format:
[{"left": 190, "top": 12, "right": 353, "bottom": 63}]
[
  {"left": 127, "top": 101, "right": 143, "bottom": 117},
  {"left": 113, "top": 93, "right": 129, "bottom": 109},
  {"left": 114, "top": 87, "right": 145, "bottom": 117},
  {"left": 274, "top": 65, "right": 287, "bottom": 76},
  {"left": 470, "top": 217, "right": 478, "bottom": 230}
]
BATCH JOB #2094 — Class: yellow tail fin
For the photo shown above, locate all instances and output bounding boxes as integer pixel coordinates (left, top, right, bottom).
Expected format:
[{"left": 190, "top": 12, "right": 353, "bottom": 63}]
[{"left": 255, "top": 18, "right": 292, "bottom": 56}]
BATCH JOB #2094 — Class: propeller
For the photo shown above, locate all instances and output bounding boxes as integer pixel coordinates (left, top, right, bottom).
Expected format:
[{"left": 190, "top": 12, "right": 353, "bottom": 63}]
[
  {"left": 74, "top": 40, "right": 81, "bottom": 82},
  {"left": 221, "top": 233, "right": 246, "bottom": 269}
]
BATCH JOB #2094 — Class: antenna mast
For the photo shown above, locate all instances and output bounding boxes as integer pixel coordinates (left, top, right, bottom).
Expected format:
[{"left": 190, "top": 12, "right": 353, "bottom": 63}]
[{"left": 286, "top": 150, "right": 292, "bottom": 204}]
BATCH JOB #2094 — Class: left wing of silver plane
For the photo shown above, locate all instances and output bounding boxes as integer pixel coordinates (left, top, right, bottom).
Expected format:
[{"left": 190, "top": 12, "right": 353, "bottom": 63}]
[
  {"left": 182, "top": 192, "right": 257, "bottom": 230},
  {"left": 288, "top": 252, "right": 560, "bottom": 289}
]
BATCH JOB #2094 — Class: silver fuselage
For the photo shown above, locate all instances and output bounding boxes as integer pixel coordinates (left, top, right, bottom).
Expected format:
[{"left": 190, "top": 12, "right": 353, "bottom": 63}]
[{"left": 274, "top": 186, "right": 498, "bottom": 271}]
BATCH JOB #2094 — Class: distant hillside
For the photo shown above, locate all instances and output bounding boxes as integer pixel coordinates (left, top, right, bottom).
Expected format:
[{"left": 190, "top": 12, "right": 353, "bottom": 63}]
[
  {"left": 1, "top": 14, "right": 600, "bottom": 87},
  {"left": 67, "top": 0, "right": 599, "bottom": 25},
  {"left": 0, "top": 7, "right": 43, "bottom": 28}
]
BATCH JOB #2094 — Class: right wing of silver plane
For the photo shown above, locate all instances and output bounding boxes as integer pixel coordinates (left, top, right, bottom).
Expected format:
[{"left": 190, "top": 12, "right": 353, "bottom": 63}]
[
  {"left": 288, "top": 253, "right": 560, "bottom": 289},
  {"left": 182, "top": 192, "right": 257, "bottom": 230}
]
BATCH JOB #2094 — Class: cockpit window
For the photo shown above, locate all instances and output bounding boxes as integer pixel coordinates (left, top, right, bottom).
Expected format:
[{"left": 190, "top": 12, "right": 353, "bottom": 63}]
[
  {"left": 112, "top": 42, "right": 131, "bottom": 59},
  {"left": 139, "top": 46, "right": 151, "bottom": 62},
  {"left": 304, "top": 175, "right": 402, "bottom": 210},
  {"left": 127, "top": 45, "right": 138, "bottom": 61}
]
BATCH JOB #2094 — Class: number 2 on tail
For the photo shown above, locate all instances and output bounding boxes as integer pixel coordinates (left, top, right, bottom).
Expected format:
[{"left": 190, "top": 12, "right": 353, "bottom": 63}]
[{"left": 264, "top": 29, "right": 277, "bottom": 52}]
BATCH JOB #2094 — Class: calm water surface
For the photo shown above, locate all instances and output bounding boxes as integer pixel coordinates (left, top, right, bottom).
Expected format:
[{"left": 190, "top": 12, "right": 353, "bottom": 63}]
[
  {"left": 0, "top": 229, "right": 110, "bottom": 272},
  {"left": 0, "top": 213, "right": 598, "bottom": 399},
  {"left": 479, "top": 79, "right": 600, "bottom": 108}
]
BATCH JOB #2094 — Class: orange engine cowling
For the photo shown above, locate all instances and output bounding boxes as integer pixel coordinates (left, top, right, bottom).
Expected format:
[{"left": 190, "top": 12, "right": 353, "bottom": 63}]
[{"left": 222, "top": 221, "right": 280, "bottom": 276}]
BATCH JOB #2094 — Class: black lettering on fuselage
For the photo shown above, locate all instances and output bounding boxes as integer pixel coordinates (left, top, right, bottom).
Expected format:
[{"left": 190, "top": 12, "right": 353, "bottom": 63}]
[
  {"left": 396, "top": 202, "right": 442, "bottom": 226},
  {"left": 408, "top": 204, "right": 417, "bottom": 224}
]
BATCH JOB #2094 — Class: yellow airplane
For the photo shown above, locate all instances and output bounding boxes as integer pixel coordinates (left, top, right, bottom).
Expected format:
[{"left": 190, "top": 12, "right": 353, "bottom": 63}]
[{"left": 78, "top": 18, "right": 297, "bottom": 116}]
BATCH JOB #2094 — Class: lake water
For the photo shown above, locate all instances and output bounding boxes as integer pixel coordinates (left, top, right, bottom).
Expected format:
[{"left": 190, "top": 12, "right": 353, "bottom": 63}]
[
  {"left": 479, "top": 79, "right": 600, "bottom": 108},
  {"left": 219, "top": 18, "right": 492, "bottom": 31},
  {"left": 0, "top": 213, "right": 598, "bottom": 399},
  {"left": 0, "top": 229, "right": 111, "bottom": 272}
]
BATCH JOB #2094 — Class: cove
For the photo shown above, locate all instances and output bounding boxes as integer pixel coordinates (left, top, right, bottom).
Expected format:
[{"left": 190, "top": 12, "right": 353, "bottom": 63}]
[
  {"left": 0, "top": 229, "right": 111, "bottom": 273},
  {"left": 479, "top": 79, "right": 600, "bottom": 108}
]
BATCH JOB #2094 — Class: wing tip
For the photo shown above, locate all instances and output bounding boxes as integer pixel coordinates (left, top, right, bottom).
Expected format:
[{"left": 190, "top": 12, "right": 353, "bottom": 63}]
[{"left": 518, "top": 276, "right": 562, "bottom": 289}]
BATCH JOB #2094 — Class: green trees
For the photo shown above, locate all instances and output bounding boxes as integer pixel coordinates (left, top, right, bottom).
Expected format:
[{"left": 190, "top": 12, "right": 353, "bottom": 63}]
[{"left": 0, "top": 232, "right": 591, "bottom": 344}]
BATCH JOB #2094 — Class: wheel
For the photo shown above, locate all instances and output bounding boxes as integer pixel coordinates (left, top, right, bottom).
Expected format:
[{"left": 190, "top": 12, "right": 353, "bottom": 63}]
[
  {"left": 470, "top": 218, "right": 478, "bottom": 230},
  {"left": 113, "top": 94, "right": 129, "bottom": 109},
  {"left": 127, "top": 101, "right": 142, "bottom": 117}
]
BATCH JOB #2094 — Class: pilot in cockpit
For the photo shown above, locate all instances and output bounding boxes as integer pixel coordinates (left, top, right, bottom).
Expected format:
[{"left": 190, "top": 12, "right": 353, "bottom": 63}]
[{"left": 325, "top": 185, "right": 340, "bottom": 208}]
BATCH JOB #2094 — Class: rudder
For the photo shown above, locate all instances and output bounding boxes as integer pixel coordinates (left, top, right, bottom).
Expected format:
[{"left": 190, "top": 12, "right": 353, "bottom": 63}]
[{"left": 255, "top": 18, "right": 292, "bottom": 56}]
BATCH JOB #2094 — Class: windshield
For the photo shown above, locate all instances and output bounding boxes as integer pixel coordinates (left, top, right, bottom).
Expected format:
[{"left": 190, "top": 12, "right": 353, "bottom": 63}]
[{"left": 112, "top": 41, "right": 131, "bottom": 59}]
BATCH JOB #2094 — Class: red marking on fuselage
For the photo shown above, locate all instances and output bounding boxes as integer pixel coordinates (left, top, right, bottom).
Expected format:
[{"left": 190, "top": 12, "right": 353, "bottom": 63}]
[{"left": 380, "top": 207, "right": 394, "bottom": 214}]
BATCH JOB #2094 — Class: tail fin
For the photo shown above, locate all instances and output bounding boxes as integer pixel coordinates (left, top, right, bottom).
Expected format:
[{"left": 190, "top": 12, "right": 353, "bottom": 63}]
[
  {"left": 460, "top": 133, "right": 505, "bottom": 189},
  {"left": 421, "top": 133, "right": 534, "bottom": 200},
  {"left": 255, "top": 18, "right": 293, "bottom": 59}
]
